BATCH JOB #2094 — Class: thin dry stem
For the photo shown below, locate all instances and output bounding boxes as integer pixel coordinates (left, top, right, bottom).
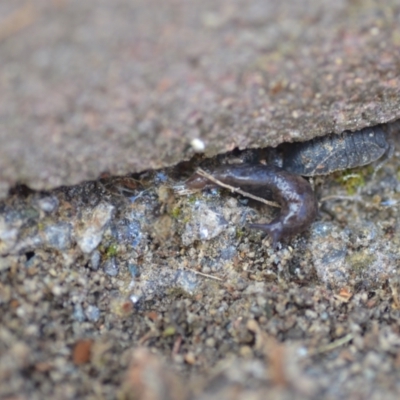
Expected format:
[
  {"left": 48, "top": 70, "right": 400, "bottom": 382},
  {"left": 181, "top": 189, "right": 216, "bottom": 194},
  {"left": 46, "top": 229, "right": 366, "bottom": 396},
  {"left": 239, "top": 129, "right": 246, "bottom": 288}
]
[
  {"left": 196, "top": 168, "right": 280, "bottom": 208},
  {"left": 310, "top": 333, "right": 354, "bottom": 355},
  {"left": 184, "top": 267, "right": 224, "bottom": 282}
]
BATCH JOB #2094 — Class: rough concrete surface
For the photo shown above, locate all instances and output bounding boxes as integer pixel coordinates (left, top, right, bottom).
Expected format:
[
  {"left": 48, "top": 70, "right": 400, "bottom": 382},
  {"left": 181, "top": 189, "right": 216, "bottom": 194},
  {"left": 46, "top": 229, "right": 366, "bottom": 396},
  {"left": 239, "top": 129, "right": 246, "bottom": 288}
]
[
  {"left": 2, "top": 2, "right": 400, "bottom": 399},
  {"left": 2, "top": 138, "right": 400, "bottom": 399},
  {"left": 1, "top": 0, "right": 400, "bottom": 197}
]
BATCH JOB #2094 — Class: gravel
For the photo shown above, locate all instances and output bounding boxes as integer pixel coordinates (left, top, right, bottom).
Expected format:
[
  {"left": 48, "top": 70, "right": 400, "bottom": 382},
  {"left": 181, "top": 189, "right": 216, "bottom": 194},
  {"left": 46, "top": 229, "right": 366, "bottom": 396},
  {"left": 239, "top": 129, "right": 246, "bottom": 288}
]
[{"left": 1, "top": 128, "right": 400, "bottom": 399}]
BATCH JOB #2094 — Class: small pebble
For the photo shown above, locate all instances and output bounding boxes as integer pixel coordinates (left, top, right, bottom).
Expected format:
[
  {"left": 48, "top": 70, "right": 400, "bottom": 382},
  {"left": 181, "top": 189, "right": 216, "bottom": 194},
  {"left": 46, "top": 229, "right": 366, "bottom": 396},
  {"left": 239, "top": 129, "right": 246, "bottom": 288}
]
[
  {"left": 44, "top": 223, "right": 72, "bottom": 250},
  {"left": 76, "top": 203, "right": 114, "bottom": 254},
  {"left": 103, "top": 258, "right": 119, "bottom": 277},
  {"left": 72, "top": 339, "right": 93, "bottom": 365},
  {"left": 190, "top": 138, "right": 206, "bottom": 152},
  {"left": 73, "top": 304, "right": 85, "bottom": 322},
  {"left": 37, "top": 196, "right": 59, "bottom": 213},
  {"left": 90, "top": 251, "right": 101, "bottom": 271},
  {"left": 128, "top": 263, "right": 140, "bottom": 278},
  {"left": 85, "top": 305, "right": 100, "bottom": 322}
]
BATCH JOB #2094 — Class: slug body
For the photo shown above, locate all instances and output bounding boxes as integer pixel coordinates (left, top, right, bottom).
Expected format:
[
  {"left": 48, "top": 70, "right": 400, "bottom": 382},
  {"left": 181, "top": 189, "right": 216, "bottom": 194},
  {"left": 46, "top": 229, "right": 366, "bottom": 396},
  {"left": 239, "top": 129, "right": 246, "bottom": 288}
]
[
  {"left": 186, "top": 164, "right": 318, "bottom": 247},
  {"left": 281, "top": 126, "right": 392, "bottom": 176}
]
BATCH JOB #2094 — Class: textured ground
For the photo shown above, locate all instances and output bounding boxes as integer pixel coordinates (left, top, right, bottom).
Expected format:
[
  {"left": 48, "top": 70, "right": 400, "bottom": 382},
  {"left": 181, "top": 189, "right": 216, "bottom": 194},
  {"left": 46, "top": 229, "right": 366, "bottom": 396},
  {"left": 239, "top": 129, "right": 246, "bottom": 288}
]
[
  {"left": 1, "top": 128, "right": 400, "bottom": 399},
  {"left": 2, "top": 1, "right": 400, "bottom": 399}
]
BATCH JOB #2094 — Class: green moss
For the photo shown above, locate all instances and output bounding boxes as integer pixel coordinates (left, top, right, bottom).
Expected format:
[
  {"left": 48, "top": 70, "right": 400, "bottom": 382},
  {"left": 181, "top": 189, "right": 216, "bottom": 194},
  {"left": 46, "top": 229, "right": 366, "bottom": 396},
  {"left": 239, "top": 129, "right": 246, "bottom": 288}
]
[
  {"left": 162, "top": 326, "right": 176, "bottom": 337},
  {"left": 170, "top": 206, "right": 181, "bottom": 219},
  {"left": 166, "top": 286, "right": 191, "bottom": 299},
  {"left": 236, "top": 228, "right": 245, "bottom": 239},
  {"left": 334, "top": 169, "right": 366, "bottom": 195},
  {"left": 20, "top": 207, "right": 40, "bottom": 221},
  {"left": 105, "top": 243, "right": 118, "bottom": 257},
  {"left": 182, "top": 215, "right": 191, "bottom": 224},
  {"left": 346, "top": 252, "right": 375, "bottom": 272},
  {"left": 188, "top": 195, "right": 198, "bottom": 204}
]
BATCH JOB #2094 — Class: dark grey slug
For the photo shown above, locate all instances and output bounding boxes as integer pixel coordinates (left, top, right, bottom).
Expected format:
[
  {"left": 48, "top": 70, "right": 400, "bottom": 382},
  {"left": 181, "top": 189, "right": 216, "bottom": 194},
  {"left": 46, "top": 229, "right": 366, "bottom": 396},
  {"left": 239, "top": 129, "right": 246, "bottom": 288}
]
[
  {"left": 185, "top": 164, "right": 318, "bottom": 247},
  {"left": 280, "top": 125, "right": 392, "bottom": 176}
]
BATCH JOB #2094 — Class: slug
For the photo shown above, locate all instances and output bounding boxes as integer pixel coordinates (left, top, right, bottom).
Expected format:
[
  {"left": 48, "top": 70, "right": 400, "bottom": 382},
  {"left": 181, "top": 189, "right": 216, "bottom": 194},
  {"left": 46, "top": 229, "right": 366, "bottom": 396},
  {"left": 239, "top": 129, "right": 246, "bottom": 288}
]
[
  {"left": 280, "top": 125, "right": 392, "bottom": 176},
  {"left": 185, "top": 164, "right": 318, "bottom": 247}
]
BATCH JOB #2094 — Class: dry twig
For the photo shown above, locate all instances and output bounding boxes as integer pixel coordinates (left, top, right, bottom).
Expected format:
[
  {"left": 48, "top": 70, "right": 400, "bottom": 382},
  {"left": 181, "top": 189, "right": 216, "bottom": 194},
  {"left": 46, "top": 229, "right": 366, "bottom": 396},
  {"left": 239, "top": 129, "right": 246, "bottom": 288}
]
[
  {"left": 196, "top": 168, "right": 280, "bottom": 208},
  {"left": 310, "top": 333, "right": 354, "bottom": 355},
  {"left": 183, "top": 267, "right": 224, "bottom": 282}
]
